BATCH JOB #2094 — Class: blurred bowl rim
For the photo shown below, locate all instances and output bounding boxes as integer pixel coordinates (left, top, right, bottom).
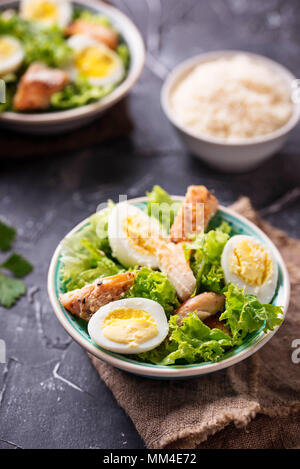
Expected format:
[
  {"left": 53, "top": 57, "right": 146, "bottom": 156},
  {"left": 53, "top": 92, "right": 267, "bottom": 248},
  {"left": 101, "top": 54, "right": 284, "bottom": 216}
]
[
  {"left": 161, "top": 50, "right": 300, "bottom": 147},
  {"left": 0, "top": 0, "right": 145, "bottom": 125}
]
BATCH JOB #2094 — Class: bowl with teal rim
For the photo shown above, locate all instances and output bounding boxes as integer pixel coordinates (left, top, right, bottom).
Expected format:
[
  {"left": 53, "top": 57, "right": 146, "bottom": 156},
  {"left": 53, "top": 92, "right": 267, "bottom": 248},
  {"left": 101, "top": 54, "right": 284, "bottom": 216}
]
[{"left": 47, "top": 196, "right": 290, "bottom": 379}]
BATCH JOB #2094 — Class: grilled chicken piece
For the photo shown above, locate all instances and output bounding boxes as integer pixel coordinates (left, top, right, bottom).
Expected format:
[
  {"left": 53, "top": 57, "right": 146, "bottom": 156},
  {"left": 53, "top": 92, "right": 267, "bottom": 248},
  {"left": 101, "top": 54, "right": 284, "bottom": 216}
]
[
  {"left": 204, "top": 314, "right": 230, "bottom": 336},
  {"left": 156, "top": 241, "right": 196, "bottom": 301},
  {"left": 13, "top": 63, "right": 69, "bottom": 111},
  {"left": 170, "top": 185, "right": 218, "bottom": 243},
  {"left": 65, "top": 19, "right": 119, "bottom": 49},
  {"left": 175, "top": 292, "right": 225, "bottom": 325},
  {"left": 59, "top": 272, "right": 136, "bottom": 321}
]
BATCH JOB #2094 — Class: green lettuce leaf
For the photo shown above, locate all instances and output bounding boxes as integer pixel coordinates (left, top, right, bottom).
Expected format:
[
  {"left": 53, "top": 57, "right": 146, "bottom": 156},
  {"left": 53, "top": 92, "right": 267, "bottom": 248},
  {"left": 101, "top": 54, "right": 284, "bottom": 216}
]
[
  {"left": 146, "top": 185, "right": 181, "bottom": 232},
  {"left": 138, "top": 312, "right": 232, "bottom": 365},
  {"left": 220, "top": 283, "right": 283, "bottom": 344},
  {"left": 184, "top": 222, "right": 230, "bottom": 293},
  {"left": 61, "top": 202, "right": 123, "bottom": 291},
  {"left": 51, "top": 79, "right": 115, "bottom": 110},
  {"left": 125, "top": 267, "right": 180, "bottom": 317}
]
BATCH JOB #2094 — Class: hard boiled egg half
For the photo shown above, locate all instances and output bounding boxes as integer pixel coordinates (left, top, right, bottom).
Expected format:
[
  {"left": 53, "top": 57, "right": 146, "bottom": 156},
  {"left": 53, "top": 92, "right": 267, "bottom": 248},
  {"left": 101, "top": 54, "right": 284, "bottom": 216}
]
[
  {"left": 20, "top": 0, "right": 73, "bottom": 28},
  {"left": 67, "top": 34, "right": 124, "bottom": 87},
  {"left": 88, "top": 298, "right": 169, "bottom": 354},
  {"left": 0, "top": 35, "right": 24, "bottom": 76},
  {"left": 221, "top": 235, "right": 278, "bottom": 304},
  {"left": 108, "top": 202, "right": 164, "bottom": 269}
]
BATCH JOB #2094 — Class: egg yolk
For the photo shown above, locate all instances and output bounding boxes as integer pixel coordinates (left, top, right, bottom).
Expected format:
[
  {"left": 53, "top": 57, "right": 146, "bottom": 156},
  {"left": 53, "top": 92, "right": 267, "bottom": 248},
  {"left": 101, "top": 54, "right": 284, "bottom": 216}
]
[
  {"left": 102, "top": 308, "right": 158, "bottom": 348},
  {"left": 75, "top": 46, "right": 115, "bottom": 78},
  {"left": 25, "top": 0, "right": 58, "bottom": 22},
  {"left": 0, "top": 39, "right": 15, "bottom": 59},
  {"left": 230, "top": 239, "right": 272, "bottom": 286},
  {"left": 124, "top": 215, "right": 159, "bottom": 256}
]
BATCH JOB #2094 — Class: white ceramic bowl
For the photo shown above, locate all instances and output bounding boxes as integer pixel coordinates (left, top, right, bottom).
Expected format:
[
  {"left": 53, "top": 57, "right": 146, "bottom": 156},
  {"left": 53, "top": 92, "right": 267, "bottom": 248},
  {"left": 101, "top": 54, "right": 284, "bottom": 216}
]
[
  {"left": 0, "top": 0, "right": 145, "bottom": 134},
  {"left": 161, "top": 51, "right": 300, "bottom": 172},
  {"left": 47, "top": 196, "right": 290, "bottom": 379}
]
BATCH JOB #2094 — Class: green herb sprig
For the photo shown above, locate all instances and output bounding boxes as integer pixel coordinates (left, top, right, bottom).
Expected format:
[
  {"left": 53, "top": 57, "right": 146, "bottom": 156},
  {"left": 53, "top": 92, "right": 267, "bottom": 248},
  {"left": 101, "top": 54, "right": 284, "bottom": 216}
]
[{"left": 0, "top": 220, "right": 33, "bottom": 308}]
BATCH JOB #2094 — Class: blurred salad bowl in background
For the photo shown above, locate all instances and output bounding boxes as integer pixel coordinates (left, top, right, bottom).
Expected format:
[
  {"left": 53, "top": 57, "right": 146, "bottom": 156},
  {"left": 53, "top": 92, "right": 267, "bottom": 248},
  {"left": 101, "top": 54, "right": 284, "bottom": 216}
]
[
  {"left": 48, "top": 186, "right": 290, "bottom": 379},
  {"left": 0, "top": 0, "right": 145, "bottom": 134}
]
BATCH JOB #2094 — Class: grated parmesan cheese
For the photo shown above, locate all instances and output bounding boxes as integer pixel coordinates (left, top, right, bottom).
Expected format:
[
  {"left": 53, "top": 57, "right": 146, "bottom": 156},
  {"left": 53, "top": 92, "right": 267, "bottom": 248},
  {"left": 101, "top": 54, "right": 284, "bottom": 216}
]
[{"left": 170, "top": 54, "right": 293, "bottom": 141}]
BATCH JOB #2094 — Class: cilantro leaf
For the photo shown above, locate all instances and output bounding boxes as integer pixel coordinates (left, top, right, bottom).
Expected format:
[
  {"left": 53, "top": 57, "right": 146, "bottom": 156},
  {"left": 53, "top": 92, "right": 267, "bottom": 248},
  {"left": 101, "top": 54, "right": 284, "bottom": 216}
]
[
  {"left": 1, "top": 253, "right": 33, "bottom": 278},
  {"left": 0, "top": 220, "right": 16, "bottom": 251},
  {"left": 0, "top": 273, "right": 26, "bottom": 308}
]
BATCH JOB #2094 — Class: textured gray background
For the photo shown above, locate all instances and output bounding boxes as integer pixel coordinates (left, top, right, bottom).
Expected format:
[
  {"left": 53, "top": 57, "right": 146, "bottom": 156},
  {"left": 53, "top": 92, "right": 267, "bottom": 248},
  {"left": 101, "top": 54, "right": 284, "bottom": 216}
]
[{"left": 0, "top": 0, "right": 300, "bottom": 449}]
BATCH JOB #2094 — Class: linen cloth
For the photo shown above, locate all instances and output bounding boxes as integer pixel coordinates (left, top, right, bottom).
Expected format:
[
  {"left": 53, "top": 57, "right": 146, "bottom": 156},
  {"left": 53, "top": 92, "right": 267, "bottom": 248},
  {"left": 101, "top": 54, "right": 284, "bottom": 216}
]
[{"left": 90, "top": 198, "right": 300, "bottom": 449}]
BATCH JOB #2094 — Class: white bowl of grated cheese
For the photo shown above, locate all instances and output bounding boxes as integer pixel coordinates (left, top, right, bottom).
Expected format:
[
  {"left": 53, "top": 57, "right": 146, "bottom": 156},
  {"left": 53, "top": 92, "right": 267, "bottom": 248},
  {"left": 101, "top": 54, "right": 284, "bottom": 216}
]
[{"left": 161, "top": 51, "right": 300, "bottom": 172}]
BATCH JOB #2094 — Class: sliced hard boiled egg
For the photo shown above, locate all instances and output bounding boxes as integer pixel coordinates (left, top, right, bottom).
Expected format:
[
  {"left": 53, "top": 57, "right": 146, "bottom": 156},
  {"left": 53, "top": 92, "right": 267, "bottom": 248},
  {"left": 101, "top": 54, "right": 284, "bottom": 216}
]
[
  {"left": 108, "top": 202, "right": 164, "bottom": 269},
  {"left": 0, "top": 36, "right": 24, "bottom": 76},
  {"left": 221, "top": 234, "right": 278, "bottom": 304},
  {"left": 88, "top": 297, "right": 169, "bottom": 354},
  {"left": 20, "top": 0, "right": 73, "bottom": 28},
  {"left": 67, "top": 34, "right": 124, "bottom": 87}
]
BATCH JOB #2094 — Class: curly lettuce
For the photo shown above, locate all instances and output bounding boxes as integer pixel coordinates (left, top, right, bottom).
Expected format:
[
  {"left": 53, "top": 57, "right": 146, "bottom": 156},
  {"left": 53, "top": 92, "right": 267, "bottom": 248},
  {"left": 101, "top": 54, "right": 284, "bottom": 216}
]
[
  {"left": 51, "top": 79, "right": 115, "bottom": 109},
  {"left": 146, "top": 185, "right": 181, "bottom": 232},
  {"left": 138, "top": 282, "right": 283, "bottom": 365},
  {"left": 61, "top": 201, "right": 123, "bottom": 291},
  {"left": 184, "top": 222, "right": 231, "bottom": 293},
  {"left": 221, "top": 283, "right": 283, "bottom": 345},
  {"left": 138, "top": 312, "right": 232, "bottom": 365},
  {"left": 125, "top": 267, "right": 180, "bottom": 317},
  {"left": 0, "top": 14, "right": 71, "bottom": 68}
]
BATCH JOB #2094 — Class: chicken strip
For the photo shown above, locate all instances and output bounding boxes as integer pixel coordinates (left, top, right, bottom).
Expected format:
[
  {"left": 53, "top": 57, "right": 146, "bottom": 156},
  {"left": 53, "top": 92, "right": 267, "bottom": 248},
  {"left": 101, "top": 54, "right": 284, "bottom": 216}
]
[
  {"left": 13, "top": 63, "right": 69, "bottom": 111},
  {"left": 156, "top": 241, "right": 196, "bottom": 301},
  {"left": 175, "top": 291, "right": 225, "bottom": 325},
  {"left": 170, "top": 185, "right": 218, "bottom": 243},
  {"left": 59, "top": 272, "right": 136, "bottom": 321},
  {"left": 65, "top": 19, "right": 119, "bottom": 50}
]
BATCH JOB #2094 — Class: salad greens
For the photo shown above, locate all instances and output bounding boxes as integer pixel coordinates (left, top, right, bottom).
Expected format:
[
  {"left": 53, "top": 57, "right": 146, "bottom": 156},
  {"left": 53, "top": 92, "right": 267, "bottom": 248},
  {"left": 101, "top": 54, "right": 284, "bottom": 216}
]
[
  {"left": 220, "top": 283, "right": 283, "bottom": 345},
  {"left": 0, "top": 220, "right": 33, "bottom": 308},
  {"left": 147, "top": 185, "right": 181, "bottom": 232},
  {"left": 139, "top": 283, "right": 283, "bottom": 365},
  {"left": 60, "top": 185, "right": 283, "bottom": 365},
  {"left": 61, "top": 201, "right": 123, "bottom": 291}
]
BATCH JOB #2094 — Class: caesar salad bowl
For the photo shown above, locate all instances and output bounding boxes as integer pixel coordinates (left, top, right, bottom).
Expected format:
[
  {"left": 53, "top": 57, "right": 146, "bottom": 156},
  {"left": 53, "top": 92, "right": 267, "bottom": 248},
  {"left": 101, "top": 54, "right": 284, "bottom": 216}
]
[
  {"left": 48, "top": 196, "right": 290, "bottom": 379},
  {"left": 0, "top": 0, "right": 145, "bottom": 134}
]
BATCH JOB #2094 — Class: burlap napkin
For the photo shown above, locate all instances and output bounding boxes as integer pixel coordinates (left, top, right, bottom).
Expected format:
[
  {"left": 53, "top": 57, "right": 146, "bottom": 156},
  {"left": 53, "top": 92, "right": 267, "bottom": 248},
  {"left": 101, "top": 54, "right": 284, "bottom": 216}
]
[
  {"left": 90, "top": 198, "right": 300, "bottom": 449},
  {"left": 0, "top": 99, "right": 133, "bottom": 158}
]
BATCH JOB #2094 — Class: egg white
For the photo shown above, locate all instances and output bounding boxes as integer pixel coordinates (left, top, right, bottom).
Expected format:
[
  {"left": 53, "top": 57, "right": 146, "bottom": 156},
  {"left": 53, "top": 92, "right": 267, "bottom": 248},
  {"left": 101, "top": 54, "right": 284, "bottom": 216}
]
[
  {"left": 67, "top": 34, "right": 124, "bottom": 87},
  {"left": 0, "top": 36, "right": 24, "bottom": 76},
  {"left": 108, "top": 202, "right": 164, "bottom": 269},
  {"left": 88, "top": 297, "right": 169, "bottom": 354},
  {"left": 221, "top": 234, "right": 278, "bottom": 304},
  {"left": 20, "top": 0, "right": 73, "bottom": 28}
]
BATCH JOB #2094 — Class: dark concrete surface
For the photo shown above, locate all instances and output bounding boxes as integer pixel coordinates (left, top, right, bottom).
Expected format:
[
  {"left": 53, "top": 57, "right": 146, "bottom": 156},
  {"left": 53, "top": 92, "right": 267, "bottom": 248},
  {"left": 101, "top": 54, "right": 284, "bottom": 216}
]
[{"left": 0, "top": 0, "right": 300, "bottom": 449}]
